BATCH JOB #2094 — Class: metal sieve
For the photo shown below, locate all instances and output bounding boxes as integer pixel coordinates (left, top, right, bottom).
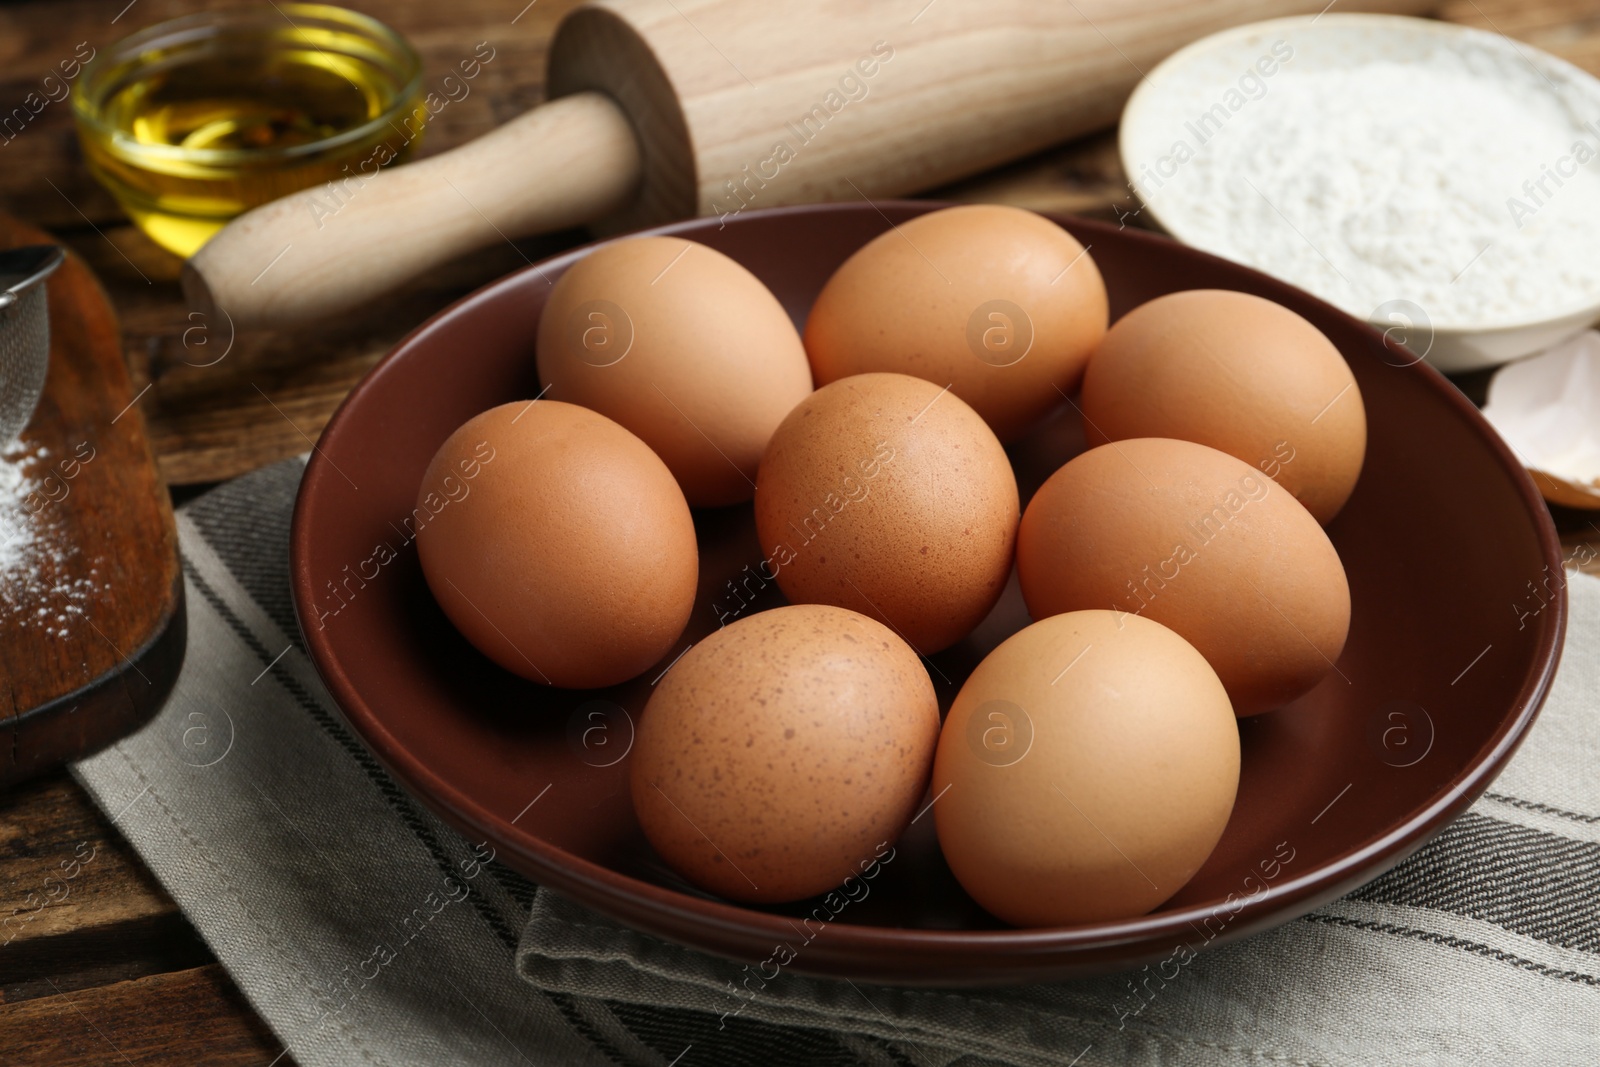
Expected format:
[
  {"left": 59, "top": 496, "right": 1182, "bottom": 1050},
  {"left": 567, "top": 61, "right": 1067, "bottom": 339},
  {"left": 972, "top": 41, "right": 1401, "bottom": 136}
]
[{"left": 0, "top": 245, "right": 66, "bottom": 444}]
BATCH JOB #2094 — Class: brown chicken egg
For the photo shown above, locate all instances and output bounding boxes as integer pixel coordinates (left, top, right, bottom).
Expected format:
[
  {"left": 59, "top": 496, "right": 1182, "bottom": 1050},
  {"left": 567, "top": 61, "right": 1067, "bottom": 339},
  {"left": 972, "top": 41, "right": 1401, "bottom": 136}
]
[
  {"left": 804, "top": 204, "right": 1108, "bottom": 441},
  {"left": 754, "top": 372, "right": 1018, "bottom": 653},
  {"left": 933, "top": 610, "right": 1239, "bottom": 926},
  {"left": 631, "top": 604, "right": 940, "bottom": 903},
  {"left": 1080, "top": 289, "right": 1366, "bottom": 524},
  {"left": 536, "top": 236, "right": 813, "bottom": 507},
  {"left": 1016, "top": 438, "right": 1349, "bottom": 716},
  {"left": 416, "top": 400, "right": 697, "bottom": 689}
]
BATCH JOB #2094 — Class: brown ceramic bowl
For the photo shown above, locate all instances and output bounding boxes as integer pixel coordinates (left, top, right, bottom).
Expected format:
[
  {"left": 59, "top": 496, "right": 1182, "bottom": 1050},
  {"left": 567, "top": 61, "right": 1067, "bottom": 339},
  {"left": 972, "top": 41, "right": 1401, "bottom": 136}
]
[{"left": 290, "top": 202, "right": 1564, "bottom": 985}]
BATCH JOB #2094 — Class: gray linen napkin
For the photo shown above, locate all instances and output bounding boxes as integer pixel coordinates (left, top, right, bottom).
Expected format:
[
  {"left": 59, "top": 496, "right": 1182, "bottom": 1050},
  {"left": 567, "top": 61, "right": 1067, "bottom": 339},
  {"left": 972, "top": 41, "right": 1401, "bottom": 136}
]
[{"left": 74, "top": 458, "right": 1600, "bottom": 1067}]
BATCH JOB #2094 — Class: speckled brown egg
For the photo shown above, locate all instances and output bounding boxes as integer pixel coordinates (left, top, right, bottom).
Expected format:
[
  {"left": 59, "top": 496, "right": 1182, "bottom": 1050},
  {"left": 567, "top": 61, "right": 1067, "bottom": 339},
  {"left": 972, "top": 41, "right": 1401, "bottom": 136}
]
[
  {"left": 754, "top": 372, "right": 1018, "bottom": 654},
  {"left": 1080, "top": 290, "right": 1366, "bottom": 524},
  {"left": 630, "top": 604, "right": 939, "bottom": 903},
  {"left": 933, "top": 610, "right": 1239, "bottom": 926},
  {"left": 804, "top": 204, "right": 1108, "bottom": 441},
  {"left": 536, "top": 235, "right": 813, "bottom": 507},
  {"left": 416, "top": 400, "right": 697, "bottom": 689},
  {"left": 1016, "top": 438, "right": 1349, "bottom": 716}
]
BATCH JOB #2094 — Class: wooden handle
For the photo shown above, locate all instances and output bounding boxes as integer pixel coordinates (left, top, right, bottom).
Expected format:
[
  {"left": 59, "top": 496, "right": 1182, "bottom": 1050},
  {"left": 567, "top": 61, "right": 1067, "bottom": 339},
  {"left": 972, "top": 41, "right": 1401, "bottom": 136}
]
[{"left": 183, "top": 91, "right": 641, "bottom": 330}]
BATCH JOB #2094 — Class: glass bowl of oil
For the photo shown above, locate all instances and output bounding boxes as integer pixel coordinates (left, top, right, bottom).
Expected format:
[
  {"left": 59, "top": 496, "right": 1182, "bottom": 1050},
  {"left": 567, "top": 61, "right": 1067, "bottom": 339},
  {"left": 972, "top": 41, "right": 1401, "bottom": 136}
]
[{"left": 73, "top": 4, "right": 427, "bottom": 258}]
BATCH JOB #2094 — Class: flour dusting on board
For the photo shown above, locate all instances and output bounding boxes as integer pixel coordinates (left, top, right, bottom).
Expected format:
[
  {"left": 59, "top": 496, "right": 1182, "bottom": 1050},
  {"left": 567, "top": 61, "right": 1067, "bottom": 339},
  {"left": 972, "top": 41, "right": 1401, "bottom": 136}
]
[
  {"left": 0, "top": 439, "right": 48, "bottom": 578},
  {"left": 1126, "top": 22, "right": 1600, "bottom": 327},
  {"left": 1, "top": 438, "right": 98, "bottom": 634}
]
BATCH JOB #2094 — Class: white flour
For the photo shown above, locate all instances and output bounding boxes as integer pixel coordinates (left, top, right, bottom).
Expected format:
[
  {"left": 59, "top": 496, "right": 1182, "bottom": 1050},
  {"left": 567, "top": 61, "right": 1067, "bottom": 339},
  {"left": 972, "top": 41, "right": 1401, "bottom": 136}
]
[
  {"left": 0, "top": 439, "right": 44, "bottom": 573},
  {"left": 1, "top": 438, "right": 95, "bottom": 635},
  {"left": 1131, "top": 24, "right": 1600, "bottom": 328}
]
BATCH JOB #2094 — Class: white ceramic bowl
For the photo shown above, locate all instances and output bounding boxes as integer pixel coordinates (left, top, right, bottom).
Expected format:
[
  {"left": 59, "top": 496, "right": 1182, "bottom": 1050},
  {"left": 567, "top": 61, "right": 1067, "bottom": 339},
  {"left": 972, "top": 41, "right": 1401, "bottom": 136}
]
[{"left": 1119, "top": 14, "right": 1600, "bottom": 374}]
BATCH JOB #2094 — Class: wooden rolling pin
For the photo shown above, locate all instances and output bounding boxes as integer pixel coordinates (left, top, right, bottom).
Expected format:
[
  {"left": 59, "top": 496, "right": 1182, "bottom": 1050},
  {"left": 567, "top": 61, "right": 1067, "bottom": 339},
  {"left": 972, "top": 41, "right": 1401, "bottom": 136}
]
[{"left": 185, "top": 0, "right": 1431, "bottom": 330}]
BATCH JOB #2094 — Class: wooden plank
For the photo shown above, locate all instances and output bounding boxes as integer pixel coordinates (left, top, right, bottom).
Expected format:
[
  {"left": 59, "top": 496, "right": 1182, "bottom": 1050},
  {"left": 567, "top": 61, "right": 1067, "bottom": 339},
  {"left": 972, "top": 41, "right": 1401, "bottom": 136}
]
[
  {"left": 0, "top": 771, "right": 176, "bottom": 953},
  {"left": 1, "top": 911, "right": 213, "bottom": 1006},
  {"left": 0, "top": 964, "right": 295, "bottom": 1066}
]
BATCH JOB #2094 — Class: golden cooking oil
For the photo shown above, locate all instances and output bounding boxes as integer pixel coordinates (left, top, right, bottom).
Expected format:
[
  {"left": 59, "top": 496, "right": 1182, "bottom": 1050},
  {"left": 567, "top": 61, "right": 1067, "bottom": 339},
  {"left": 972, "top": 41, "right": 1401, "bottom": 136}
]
[{"left": 74, "top": 5, "right": 426, "bottom": 258}]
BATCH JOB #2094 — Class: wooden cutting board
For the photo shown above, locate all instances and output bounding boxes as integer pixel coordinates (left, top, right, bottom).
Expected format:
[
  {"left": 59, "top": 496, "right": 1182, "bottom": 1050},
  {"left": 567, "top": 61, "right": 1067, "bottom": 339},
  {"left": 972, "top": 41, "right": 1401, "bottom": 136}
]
[{"left": 0, "top": 215, "right": 184, "bottom": 786}]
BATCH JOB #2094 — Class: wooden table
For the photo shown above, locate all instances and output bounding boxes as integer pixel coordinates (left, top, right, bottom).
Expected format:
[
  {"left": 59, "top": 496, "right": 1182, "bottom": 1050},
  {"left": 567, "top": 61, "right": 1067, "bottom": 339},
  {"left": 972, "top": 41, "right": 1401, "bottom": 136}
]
[{"left": 3, "top": 0, "right": 1599, "bottom": 1063}]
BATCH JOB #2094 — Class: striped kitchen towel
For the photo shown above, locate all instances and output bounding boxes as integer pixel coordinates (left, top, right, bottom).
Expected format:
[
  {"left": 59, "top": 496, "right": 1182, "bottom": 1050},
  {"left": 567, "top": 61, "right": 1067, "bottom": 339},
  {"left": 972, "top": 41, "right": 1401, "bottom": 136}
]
[{"left": 75, "top": 458, "right": 1600, "bottom": 1067}]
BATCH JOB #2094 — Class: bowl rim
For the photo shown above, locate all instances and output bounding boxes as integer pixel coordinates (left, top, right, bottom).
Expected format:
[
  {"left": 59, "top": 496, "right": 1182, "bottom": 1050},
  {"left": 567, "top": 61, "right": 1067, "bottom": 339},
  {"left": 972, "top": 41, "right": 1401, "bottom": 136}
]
[
  {"left": 290, "top": 200, "right": 1567, "bottom": 978},
  {"left": 72, "top": 1, "right": 425, "bottom": 167},
  {"left": 1118, "top": 12, "right": 1600, "bottom": 338}
]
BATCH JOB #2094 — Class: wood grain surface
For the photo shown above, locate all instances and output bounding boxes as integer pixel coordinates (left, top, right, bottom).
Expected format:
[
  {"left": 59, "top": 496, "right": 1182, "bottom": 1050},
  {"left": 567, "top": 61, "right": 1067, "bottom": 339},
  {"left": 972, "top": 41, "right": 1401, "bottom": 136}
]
[
  {"left": 0, "top": 216, "right": 183, "bottom": 786},
  {"left": 0, "top": 773, "right": 283, "bottom": 1064},
  {"left": 1, "top": 0, "right": 1599, "bottom": 1064}
]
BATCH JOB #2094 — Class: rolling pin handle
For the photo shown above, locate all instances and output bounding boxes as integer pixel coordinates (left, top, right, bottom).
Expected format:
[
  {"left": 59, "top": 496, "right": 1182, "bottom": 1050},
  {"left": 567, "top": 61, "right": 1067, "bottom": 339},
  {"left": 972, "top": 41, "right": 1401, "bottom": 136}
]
[{"left": 183, "top": 91, "right": 642, "bottom": 331}]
